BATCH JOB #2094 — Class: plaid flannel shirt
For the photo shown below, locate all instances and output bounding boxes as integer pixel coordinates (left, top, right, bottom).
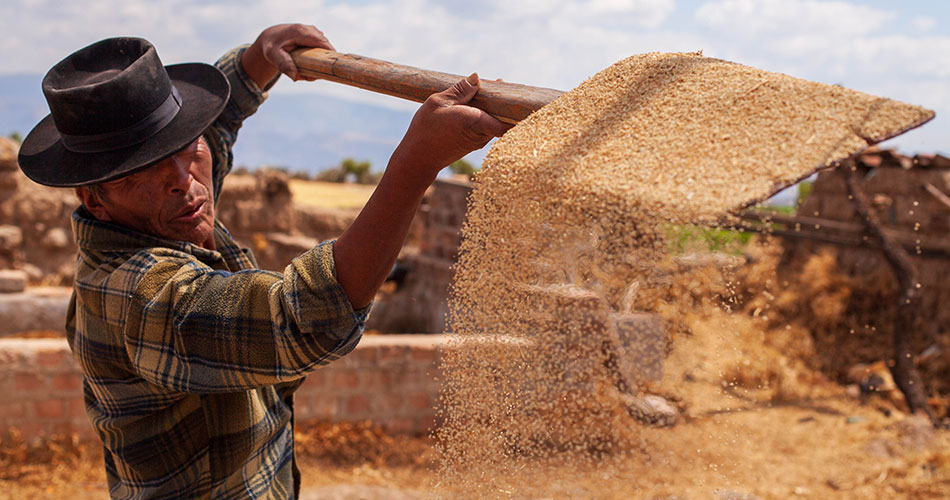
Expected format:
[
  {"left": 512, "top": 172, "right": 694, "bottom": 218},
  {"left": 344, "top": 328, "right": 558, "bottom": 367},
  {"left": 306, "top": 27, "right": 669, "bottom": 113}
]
[{"left": 66, "top": 45, "right": 369, "bottom": 499}]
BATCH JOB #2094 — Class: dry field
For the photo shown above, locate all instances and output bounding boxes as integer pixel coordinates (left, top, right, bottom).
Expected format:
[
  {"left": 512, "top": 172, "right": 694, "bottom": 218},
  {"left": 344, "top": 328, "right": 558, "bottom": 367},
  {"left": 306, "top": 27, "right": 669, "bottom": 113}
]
[{"left": 288, "top": 178, "right": 375, "bottom": 210}]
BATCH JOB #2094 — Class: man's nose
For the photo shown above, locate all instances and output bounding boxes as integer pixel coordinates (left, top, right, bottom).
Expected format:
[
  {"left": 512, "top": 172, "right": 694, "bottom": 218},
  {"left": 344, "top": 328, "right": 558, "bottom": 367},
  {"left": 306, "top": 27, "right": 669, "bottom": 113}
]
[{"left": 163, "top": 155, "right": 194, "bottom": 194}]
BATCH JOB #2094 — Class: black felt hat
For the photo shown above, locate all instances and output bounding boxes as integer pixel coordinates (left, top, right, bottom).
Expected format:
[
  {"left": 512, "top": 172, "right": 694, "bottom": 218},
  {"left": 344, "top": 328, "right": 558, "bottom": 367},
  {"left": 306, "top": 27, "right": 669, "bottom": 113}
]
[{"left": 17, "top": 37, "right": 230, "bottom": 187}]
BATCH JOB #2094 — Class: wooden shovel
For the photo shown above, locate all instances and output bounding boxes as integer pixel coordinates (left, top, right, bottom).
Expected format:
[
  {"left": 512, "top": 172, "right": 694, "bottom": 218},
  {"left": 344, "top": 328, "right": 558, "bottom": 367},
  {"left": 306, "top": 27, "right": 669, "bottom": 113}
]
[{"left": 292, "top": 48, "right": 563, "bottom": 125}]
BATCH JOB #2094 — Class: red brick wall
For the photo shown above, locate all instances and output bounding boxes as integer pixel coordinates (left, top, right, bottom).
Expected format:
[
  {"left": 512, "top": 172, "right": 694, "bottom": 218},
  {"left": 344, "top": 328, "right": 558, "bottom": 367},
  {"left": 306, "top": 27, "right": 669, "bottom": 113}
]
[{"left": 0, "top": 335, "right": 445, "bottom": 443}]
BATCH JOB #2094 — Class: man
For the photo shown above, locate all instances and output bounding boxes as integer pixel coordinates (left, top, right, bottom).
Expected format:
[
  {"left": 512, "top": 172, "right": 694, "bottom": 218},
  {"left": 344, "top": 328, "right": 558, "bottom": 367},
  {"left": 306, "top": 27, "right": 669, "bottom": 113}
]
[{"left": 17, "top": 23, "right": 508, "bottom": 499}]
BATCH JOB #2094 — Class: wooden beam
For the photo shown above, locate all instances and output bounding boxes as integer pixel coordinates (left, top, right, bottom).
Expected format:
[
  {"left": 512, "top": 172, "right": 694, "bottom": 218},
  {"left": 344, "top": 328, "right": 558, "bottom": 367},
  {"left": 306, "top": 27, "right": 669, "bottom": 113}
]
[
  {"left": 924, "top": 182, "right": 950, "bottom": 211},
  {"left": 731, "top": 210, "right": 950, "bottom": 258}
]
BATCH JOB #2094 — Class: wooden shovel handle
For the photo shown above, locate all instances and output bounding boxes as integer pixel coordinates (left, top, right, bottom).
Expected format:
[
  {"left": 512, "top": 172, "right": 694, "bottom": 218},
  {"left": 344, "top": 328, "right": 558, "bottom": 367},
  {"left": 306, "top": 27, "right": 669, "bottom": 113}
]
[{"left": 291, "top": 48, "right": 564, "bottom": 124}]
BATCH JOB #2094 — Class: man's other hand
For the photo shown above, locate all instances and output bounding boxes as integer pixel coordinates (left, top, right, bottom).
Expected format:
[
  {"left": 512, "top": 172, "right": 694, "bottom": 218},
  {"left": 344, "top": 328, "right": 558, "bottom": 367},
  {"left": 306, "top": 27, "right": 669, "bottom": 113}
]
[{"left": 390, "top": 73, "right": 512, "bottom": 183}]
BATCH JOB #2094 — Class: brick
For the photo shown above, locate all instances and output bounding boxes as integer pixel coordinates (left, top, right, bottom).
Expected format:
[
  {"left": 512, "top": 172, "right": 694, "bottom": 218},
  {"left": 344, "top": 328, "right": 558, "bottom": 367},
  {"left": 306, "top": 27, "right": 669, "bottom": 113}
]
[
  {"left": 377, "top": 345, "right": 409, "bottom": 365},
  {"left": 343, "top": 394, "right": 371, "bottom": 416},
  {"left": 302, "top": 371, "right": 327, "bottom": 389},
  {"left": 382, "top": 394, "right": 404, "bottom": 413},
  {"left": 68, "top": 399, "right": 87, "bottom": 419},
  {"left": 0, "top": 270, "right": 27, "bottom": 293},
  {"left": 377, "top": 371, "right": 395, "bottom": 388},
  {"left": 348, "top": 347, "right": 376, "bottom": 364},
  {"left": 331, "top": 371, "right": 360, "bottom": 389},
  {"left": 15, "top": 373, "right": 46, "bottom": 392},
  {"left": 407, "top": 392, "right": 432, "bottom": 411},
  {"left": 311, "top": 398, "right": 339, "bottom": 419},
  {"left": 36, "top": 349, "right": 70, "bottom": 371},
  {"left": 409, "top": 346, "right": 437, "bottom": 363},
  {"left": 416, "top": 415, "right": 438, "bottom": 434},
  {"left": 52, "top": 373, "right": 83, "bottom": 392},
  {"left": 383, "top": 418, "right": 414, "bottom": 435},
  {"left": 356, "top": 371, "right": 376, "bottom": 388},
  {"left": 34, "top": 399, "right": 64, "bottom": 419},
  {"left": 386, "top": 369, "right": 413, "bottom": 388},
  {"left": 0, "top": 401, "right": 26, "bottom": 419}
]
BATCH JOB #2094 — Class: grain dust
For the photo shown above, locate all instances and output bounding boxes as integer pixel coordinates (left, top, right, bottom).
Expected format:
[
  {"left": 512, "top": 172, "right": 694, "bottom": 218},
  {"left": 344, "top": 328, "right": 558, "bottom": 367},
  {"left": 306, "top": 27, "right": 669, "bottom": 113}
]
[{"left": 434, "top": 52, "right": 932, "bottom": 498}]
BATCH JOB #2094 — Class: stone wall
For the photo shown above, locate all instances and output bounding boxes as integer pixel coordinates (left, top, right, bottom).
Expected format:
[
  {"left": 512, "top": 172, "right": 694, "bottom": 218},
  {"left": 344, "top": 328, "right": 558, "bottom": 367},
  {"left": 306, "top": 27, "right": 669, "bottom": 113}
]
[
  {"left": 0, "top": 335, "right": 445, "bottom": 443},
  {"left": 0, "top": 137, "right": 78, "bottom": 285},
  {"left": 214, "top": 170, "right": 357, "bottom": 272}
]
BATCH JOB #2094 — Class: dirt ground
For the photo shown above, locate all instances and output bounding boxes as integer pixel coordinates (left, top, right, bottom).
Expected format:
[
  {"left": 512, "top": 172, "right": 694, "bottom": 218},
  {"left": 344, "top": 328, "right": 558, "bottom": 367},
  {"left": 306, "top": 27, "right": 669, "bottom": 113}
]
[{"left": 3, "top": 309, "right": 947, "bottom": 500}]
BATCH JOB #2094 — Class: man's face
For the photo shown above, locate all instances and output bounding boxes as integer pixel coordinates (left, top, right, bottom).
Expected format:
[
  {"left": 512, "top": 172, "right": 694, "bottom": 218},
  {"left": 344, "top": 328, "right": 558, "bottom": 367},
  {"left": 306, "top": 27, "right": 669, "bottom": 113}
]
[{"left": 83, "top": 137, "right": 216, "bottom": 249}]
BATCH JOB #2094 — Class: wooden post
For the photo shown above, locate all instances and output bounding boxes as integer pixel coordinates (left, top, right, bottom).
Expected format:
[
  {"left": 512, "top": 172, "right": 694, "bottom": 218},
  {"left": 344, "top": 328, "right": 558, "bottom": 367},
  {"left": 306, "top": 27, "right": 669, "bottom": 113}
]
[{"left": 843, "top": 163, "right": 936, "bottom": 424}]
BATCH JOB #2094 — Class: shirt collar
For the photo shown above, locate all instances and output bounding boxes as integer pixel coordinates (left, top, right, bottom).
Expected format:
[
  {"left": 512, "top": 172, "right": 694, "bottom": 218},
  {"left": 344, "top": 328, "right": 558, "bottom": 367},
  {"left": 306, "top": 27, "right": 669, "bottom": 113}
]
[{"left": 71, "top": 206, "right": 227, "bottom": 262}]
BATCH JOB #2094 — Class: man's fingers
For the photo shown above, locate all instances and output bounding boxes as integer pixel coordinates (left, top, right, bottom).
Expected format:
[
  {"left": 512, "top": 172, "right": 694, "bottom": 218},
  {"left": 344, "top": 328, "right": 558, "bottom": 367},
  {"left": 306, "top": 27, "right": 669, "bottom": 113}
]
[
  {"left": 470, "top": 110, "right": 513, "bottom": 140},
  {"left": 289, "top": 24, "right": 335, "bottom": 51},
  {"left": 442, "top": 73, "right": 481, "bottom": 105},
  {"left": 260, "top": 24, "right": 337, "bottom": 81},
  {"left": 269, "top": 49, "right": 300, "bottom": 80}
]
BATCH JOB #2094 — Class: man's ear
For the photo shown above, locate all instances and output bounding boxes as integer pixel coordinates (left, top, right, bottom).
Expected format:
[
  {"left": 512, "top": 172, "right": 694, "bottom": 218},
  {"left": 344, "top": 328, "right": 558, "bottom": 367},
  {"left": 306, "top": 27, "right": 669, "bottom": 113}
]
[{"left": 75, "top": 187, "right": 113, "bottom": 222}]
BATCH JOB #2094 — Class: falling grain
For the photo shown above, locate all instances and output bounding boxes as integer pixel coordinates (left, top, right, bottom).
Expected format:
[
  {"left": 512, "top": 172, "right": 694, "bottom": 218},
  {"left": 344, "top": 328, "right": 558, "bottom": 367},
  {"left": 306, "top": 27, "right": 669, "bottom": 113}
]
[{"left": 434, "top": 52, "right": 932, "bottom": 498}]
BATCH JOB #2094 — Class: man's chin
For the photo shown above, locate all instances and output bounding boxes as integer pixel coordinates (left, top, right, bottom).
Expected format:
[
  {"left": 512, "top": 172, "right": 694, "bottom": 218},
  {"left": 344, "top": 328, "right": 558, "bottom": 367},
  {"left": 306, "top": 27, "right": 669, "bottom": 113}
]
[{"left": 166, "top": 220, "right": 214, "bottom": 247}]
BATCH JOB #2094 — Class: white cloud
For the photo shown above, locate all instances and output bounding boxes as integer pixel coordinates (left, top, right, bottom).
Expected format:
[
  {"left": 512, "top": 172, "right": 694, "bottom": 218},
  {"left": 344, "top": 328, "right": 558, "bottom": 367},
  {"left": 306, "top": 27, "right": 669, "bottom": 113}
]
[
  {"left": 911, "top": 15, "right": 936, "bottom": 33},
  {"left": 692, "top": 0, "right": 950, "bottom": 95},
  {"left": 696, "top": 0, "right": 894, "bottom": 39}
]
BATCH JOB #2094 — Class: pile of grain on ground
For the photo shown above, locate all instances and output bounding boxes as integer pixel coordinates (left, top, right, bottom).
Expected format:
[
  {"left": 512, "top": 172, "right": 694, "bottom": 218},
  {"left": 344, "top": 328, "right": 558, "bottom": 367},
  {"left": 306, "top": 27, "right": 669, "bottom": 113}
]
[{"left": 435, "top": 52, "right": 932, "bottom": 498}]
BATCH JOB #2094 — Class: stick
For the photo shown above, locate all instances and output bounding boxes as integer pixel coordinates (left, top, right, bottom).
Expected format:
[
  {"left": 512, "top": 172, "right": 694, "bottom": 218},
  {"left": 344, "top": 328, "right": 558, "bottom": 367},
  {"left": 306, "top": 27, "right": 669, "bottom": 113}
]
[
  {"left": 843, "top": 164, "right": 936, "bottom": 424},
  {"left": 291, "top": 48, "right": 565, "bottom": 124},
  {"left": 729, "top": 211, "right": 950, "bottom": 258}
]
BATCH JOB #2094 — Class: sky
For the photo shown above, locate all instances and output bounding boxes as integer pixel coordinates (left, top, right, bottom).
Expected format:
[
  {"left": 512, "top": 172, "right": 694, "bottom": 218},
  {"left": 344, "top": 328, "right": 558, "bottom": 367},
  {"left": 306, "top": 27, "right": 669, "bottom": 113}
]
[{"left": 1, "top": 0, "right": 947, "bottom": 155}]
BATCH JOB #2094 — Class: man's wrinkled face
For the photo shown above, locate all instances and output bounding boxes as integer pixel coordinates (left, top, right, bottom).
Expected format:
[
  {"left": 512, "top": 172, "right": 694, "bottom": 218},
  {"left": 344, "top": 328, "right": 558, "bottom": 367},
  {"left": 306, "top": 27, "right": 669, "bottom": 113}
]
[{"left": 80, "top": 137, "right": 216, "bottom": 249}]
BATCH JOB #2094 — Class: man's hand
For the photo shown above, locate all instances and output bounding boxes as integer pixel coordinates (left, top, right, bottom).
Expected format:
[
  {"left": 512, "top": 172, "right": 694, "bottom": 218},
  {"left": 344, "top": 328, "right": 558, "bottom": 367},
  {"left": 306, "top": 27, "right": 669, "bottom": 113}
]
[
  {"left": 242, "top": 24, "right": 334, "bottom": 87},
  {"left": 389, "top": 73, "right": 512, "bottom": 184}
]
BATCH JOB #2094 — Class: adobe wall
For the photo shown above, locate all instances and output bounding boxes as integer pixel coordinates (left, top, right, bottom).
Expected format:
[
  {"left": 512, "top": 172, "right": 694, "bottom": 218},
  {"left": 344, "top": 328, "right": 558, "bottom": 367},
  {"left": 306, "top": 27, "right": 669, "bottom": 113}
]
[{"left": 0, "top": 335, "right": 445, "bottom": 443}]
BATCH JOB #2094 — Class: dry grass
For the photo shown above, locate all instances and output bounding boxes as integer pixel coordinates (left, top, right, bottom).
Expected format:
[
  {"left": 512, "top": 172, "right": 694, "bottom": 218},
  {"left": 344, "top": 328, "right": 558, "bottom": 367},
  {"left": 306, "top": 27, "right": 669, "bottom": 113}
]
[{"left": 288, "top": 179, "right": 375, "bottom": 209}]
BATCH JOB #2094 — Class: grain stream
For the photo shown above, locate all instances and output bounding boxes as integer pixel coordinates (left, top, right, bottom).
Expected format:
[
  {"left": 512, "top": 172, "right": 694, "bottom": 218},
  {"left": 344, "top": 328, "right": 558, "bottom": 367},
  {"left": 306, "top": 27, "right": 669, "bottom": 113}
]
[{"left": 434, "top": 52, "right": 932, "bottom": 499}]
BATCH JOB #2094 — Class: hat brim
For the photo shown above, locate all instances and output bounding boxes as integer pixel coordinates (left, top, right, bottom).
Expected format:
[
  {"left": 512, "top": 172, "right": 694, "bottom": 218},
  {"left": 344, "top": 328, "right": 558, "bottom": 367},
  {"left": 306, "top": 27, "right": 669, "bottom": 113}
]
[{"left": 17, "top": 63, "right": 230, "bottom": 187}]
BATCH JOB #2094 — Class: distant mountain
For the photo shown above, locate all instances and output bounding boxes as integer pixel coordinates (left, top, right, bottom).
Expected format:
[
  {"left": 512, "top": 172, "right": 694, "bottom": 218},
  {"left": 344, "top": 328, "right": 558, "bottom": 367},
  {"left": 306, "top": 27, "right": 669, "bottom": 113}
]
[
  {"left": 0, "top": 74, "right": 49, "bottom": 140},
  {"left": 0, "top": 74, "right": 429, "bottom": 176}
]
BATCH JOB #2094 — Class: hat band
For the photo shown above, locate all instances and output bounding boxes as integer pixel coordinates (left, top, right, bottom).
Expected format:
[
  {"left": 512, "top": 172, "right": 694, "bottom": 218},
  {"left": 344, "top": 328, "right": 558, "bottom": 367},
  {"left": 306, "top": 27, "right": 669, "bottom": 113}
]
[{"left": 60, "top": 86, "right": 182, "bottom": 154}]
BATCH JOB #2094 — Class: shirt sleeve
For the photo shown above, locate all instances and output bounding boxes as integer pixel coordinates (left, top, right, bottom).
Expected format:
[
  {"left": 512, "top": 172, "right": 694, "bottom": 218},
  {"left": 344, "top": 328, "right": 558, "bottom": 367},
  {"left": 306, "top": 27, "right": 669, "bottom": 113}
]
[
  {"left": 204, "top": 44, "right": 282, "bottom": 203},
  {"left": 121, "top": 240, "right": 369, "bottom": 393}
]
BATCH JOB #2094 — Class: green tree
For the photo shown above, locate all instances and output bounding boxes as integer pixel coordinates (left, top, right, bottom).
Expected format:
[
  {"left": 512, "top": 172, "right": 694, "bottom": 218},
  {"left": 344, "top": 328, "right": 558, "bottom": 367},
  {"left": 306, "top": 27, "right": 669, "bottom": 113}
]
[
  {"left": 315, "top": 167, "right": 346, "bottom": 183},
  {"left": 796, "top": 180, "right": 813, "bottom": 208},
  {"left": 8, "top": 131, "right": 22, "bottom": 143},
  {"left": 341, "top": 158, "right": 371, "bottom": 182},
  {"left": 449, "top": 158, "right": 478, "bottom": 177}
]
